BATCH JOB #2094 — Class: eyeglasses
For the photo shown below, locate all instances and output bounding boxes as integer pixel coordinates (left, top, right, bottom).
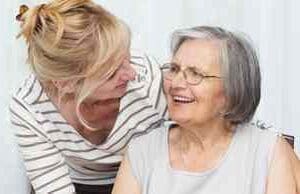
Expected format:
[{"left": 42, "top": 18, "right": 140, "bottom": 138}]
[{"left": 161, "top": 62, "right": 222, "bottom": 85}]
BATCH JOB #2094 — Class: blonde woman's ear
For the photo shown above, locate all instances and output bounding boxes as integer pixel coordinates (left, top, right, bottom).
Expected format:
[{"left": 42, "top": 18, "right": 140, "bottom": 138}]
[{"left": 52, "top": 79, "right": 77, "bottom": 94}]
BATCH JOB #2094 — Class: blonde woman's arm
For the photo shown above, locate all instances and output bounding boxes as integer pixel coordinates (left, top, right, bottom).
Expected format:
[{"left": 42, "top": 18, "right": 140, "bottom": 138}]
[{"left": 112, "top": 155, "right": 142, "bottom": 194}]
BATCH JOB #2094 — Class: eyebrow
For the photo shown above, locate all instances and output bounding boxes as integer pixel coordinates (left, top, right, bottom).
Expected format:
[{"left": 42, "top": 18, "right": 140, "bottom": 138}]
[{"left": 171, "top": 62, "right": 202, "bottom": 71}]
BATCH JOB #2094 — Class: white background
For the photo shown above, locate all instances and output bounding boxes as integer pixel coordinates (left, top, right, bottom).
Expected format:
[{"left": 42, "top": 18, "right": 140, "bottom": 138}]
[{"left": 1, "top": 0, "right": 300, "bottom": 193}]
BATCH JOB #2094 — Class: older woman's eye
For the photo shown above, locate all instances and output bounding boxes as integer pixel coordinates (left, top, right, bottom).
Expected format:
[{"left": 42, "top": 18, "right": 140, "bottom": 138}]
[
  {"left": 187, "top": 68, "right": 203, "bottom": 78},
  {"left": 170, "top": 63, "right": 180, "bottom": 73}
]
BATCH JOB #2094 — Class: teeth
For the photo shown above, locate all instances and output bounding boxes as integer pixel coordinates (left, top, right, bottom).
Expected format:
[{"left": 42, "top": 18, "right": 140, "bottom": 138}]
[{"left": 173, "top": 96, "right": 194, "bottom": 103}]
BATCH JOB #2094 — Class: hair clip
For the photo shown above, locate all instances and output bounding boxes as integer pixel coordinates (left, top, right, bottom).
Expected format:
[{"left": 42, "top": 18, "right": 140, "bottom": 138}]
[{"left": 16, "top": 4, "right": 29, "bottom": 21}]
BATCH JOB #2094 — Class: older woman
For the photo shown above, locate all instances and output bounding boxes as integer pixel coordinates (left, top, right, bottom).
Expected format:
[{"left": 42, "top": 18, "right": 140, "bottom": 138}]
[
  {"left": 113, "top": 26, "right": 299, "bottom": 194},
  {"left": 10, "top": 0, "right": 166, "bottom": 193}
]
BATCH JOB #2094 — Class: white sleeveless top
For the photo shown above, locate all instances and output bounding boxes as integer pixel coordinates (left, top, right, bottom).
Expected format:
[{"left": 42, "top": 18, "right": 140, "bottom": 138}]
[{"left": 127, "top": 123, "right": 278, "bottom": 194}]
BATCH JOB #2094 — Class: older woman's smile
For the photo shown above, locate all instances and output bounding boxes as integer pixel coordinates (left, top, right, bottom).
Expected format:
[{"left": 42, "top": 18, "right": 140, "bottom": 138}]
[{"left": 172, "top": 95, "right": 195, "bottom": 103}]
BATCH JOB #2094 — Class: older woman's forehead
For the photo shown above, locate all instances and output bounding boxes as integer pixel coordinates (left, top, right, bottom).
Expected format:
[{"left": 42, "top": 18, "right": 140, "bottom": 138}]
[{"left": 173, "top": 39, "right": 222, "bottom": 72}]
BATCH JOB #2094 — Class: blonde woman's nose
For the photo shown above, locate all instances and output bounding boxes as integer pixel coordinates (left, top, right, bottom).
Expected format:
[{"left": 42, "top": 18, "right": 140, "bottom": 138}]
[{"left": 120, "top": 63, "right": 136, "bottom": 81}]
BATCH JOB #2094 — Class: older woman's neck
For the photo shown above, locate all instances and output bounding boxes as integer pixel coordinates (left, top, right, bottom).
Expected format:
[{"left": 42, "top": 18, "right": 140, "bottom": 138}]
[{"left": 176, "top": 119, "right": 234, "bottom": 150}]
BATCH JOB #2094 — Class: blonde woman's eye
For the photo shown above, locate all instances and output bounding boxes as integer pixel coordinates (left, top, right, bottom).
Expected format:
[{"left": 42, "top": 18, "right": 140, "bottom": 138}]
[{"left": 107, "top": 70, "right": 117, "bottom": 80}]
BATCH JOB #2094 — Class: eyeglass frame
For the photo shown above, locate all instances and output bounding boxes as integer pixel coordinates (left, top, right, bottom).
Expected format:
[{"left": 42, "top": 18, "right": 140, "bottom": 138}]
[{"left": 160, "top": 62, "right": 222, "bottom": 85}]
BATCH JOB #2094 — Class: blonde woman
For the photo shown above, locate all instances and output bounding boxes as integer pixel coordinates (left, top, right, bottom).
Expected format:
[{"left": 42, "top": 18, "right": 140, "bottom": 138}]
[{"left": 10, "top": 0, "right": 166, "bottom": 193}]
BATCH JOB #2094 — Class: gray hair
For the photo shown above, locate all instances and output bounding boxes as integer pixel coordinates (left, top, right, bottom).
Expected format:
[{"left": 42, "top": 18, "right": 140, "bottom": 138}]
[{"left": 170, "top": 26, "right": 261, "bottom": 124}]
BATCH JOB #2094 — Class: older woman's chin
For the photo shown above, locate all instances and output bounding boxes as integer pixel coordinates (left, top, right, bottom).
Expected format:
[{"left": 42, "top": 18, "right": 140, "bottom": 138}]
[{"left": 168, "top": 112, "right": 192, "bottom": 124}]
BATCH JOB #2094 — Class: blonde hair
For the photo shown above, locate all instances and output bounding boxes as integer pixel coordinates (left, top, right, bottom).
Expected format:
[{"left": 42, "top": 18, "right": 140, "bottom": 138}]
[{"left": 17, "top": 0, "right": 131, "bottom": 130}]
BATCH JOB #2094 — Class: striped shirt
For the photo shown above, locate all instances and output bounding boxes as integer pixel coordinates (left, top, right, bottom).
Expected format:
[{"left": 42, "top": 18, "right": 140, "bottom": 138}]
[{"left": 9, "top": 53, "right": 167, "bottom": 193}]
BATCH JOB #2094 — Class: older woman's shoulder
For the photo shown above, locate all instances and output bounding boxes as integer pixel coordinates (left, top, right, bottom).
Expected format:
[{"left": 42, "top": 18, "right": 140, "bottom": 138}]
[
  {"left": 240, "top": 122, "right": 278, "bottom": 138},
  {"left": 237, "top": 123, "right": 279, "bottom": 153}
]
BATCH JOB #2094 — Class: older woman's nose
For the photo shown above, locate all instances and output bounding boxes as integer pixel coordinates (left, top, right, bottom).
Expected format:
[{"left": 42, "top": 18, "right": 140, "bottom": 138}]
[{"left": 171, "top": 72, "right": 188, "bottom": 88}]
